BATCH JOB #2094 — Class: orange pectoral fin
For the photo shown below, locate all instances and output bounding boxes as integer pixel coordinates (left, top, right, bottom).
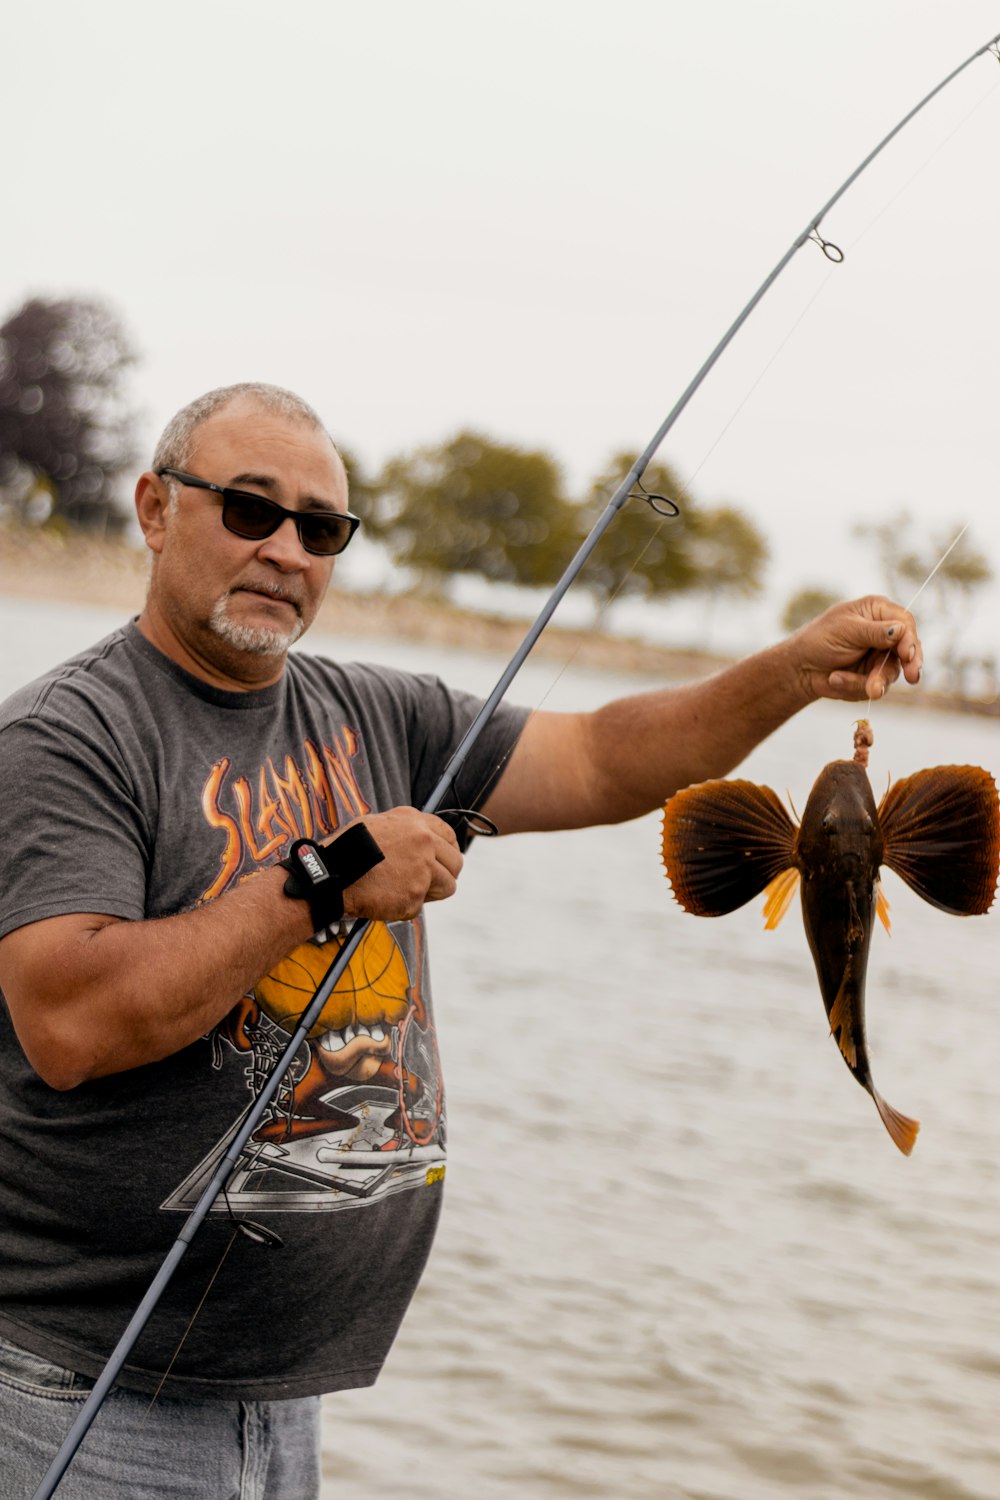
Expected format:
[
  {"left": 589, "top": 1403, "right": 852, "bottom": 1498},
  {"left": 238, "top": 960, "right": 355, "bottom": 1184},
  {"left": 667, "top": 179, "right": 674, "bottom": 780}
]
[
  {"left": 762, "top": 867, "right": 800, "bottom": 929},
  {"left": 661, "top": 778, "right": 797, "bottom": 917},
  {"left": 876, "top": 881, "right": 891, "bottom": 935},
  {"left": 878, "top": 765, "right": 1000, "bottom": 916}
]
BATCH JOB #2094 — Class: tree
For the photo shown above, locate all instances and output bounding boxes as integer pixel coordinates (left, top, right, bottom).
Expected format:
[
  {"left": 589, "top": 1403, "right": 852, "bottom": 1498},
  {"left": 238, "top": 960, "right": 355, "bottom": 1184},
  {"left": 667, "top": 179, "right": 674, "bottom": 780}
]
[
  {"left": 574, "top": 453, "right": 695, "bottom": 608},
  {"left": 576, "top": 451, "right": 767, "bottom": 610},
  {"left": 781, "top": 586, "right": 841, "bottom": 633},
  {"left": 853, "top": 509, "right": 992, "bottom": 602},
  {"left": 371, "top": 430, "right": 579, "bottom": 591},
  {"left": 336, "top": 443, "right": 382, "bottom": 536},
  {"left": 0, "top": 296, "right": 137, "bottom": 532},
  {"left": 685, "top": 504, "right": 768, "bottom": 600}
]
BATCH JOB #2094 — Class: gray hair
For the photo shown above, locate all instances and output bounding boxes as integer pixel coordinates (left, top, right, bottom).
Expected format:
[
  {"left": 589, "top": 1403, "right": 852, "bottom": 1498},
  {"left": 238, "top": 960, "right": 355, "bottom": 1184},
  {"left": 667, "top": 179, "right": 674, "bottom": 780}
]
[{"left": 151, "top": 383, "right": 333, "bottom": 474}]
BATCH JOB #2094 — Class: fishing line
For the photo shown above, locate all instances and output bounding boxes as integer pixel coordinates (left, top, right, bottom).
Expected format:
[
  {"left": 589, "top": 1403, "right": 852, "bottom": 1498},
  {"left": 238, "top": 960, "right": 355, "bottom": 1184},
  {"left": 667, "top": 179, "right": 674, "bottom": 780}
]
[
  {"left": 418, "top": 62, "right": 1000, "bottom": 822},
  {"left": 143, "top": 1179, "right": 286, "bottom": 1416},
  {"left": 682, "top": 71, "right": 1000, "bottom": 493},
  {"left": 684, "top": 270, "right": 839, "bottom": 489},
  {"left": 143, "top": 1229, "right": 240, "bottom": 1413},
  {"left": 844, "top": 74, "right": 1000, "bottom": 258},
  {"left": 464, "top": 72, "right": 1000, "bottom": 813},
  {"left": 903, "top": 524, "right": 971, "bottom": 613},
  {"left": 443, "top": 484, "right": 690, "bottom": 823},
  {"left": 864, "top": 523, "right": 971, "bottom": 715},
  {"left": 32, "top": 31, "right": 1000, "bottom": 1500}
]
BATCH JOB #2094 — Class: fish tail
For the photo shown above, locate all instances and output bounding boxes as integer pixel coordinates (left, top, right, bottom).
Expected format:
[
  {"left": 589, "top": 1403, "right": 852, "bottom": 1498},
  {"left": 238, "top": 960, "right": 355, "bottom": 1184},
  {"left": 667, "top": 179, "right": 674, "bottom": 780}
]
[{"left": 873, "top": 1090, "right": 920, "bottom": 1156}]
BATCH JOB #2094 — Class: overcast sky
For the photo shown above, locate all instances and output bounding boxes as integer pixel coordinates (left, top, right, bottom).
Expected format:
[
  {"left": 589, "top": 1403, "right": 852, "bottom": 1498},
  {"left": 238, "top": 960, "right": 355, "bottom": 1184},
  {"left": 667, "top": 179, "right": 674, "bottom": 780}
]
[{"left": 4, "top": 2, "right": 999, "bottom": 656}]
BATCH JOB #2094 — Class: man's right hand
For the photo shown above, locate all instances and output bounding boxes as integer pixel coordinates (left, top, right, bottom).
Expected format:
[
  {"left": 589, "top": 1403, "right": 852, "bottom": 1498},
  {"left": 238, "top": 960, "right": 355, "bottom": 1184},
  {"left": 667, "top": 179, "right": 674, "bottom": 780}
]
[
  {"left": 0, "top": 809, "right": 464, "bottom": 1090},
  {"left": 335, "top": 809, "right": 463, "bottom": 922}
]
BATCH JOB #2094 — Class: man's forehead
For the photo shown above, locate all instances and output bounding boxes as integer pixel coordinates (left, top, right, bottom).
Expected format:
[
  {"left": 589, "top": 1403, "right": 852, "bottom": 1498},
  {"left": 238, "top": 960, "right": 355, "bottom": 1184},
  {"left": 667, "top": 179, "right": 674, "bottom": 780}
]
[{"left": 187, "top": 402, "right": 344, "bottom": 486}]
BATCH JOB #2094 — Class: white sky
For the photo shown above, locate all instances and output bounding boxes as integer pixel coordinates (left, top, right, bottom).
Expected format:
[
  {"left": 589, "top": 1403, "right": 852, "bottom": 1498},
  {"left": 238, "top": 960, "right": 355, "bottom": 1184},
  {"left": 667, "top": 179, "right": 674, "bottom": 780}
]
[{"left": 3, "top": 1, "right": 999, "bottom": 657}]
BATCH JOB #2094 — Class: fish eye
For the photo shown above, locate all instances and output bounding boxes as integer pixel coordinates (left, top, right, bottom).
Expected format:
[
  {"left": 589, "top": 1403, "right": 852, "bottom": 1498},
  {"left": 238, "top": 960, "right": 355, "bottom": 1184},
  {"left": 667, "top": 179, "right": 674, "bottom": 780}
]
[{"left": 821, "top": 814, "right": 836, "bottom": 833}]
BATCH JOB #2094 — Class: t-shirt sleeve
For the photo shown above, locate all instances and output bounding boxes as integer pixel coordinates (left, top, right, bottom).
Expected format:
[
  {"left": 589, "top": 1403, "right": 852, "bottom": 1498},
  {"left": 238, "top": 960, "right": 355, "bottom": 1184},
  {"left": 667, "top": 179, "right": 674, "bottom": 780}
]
[
  {"left": 395, "top": 672, "right": 530, "bottom": 825},
  {"left": 0, "top": 715, "right": 150, "bottom": 940}
]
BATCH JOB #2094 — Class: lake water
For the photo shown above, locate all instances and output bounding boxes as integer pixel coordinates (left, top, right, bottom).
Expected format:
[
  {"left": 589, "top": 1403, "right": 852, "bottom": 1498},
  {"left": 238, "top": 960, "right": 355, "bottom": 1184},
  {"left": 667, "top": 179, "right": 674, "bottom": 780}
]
[{"left": 3, "top": 596, "right": 1000, "bottom": 1500}]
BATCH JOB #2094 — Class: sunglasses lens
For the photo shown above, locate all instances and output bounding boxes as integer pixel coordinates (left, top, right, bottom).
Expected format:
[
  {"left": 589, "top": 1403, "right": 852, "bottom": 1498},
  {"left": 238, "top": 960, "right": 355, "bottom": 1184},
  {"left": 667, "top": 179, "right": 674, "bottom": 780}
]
[
  {"left": 222, "top": 494, "right": 355, "bottom": 556},
  {"left": 297, "top": 514, "right": 355, "bottom": 556},
  {"left": 222, "top": 495, "right": 280, "bottom": 541}
]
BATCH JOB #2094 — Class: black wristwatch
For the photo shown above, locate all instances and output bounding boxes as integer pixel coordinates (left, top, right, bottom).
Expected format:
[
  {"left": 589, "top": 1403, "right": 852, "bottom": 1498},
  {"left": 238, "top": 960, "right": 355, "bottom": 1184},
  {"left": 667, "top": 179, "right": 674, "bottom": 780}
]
[{"left": 279, "top": 825, "right": 385, "bottom": 932}]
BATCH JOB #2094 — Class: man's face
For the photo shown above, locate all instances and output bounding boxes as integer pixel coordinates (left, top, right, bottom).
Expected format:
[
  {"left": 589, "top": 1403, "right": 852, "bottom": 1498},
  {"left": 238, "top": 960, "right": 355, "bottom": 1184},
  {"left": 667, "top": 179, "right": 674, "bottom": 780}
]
[{"left": 140, "top": 400, "right": 348, "bottom": 686}]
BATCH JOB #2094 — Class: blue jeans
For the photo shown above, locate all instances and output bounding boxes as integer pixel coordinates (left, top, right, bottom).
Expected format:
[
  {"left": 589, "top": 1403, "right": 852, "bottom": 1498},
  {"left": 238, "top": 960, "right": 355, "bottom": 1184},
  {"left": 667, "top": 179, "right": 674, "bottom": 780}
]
[{"left": 0, "top": 1336, "right": 321, "bottom": 1500}]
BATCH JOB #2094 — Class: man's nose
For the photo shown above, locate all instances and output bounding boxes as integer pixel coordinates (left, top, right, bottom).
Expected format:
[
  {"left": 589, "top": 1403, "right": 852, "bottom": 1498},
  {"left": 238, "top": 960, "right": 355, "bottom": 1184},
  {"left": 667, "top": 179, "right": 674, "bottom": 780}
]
[{"left": 256, "top": 515, "right": 311, "bottom": 569}]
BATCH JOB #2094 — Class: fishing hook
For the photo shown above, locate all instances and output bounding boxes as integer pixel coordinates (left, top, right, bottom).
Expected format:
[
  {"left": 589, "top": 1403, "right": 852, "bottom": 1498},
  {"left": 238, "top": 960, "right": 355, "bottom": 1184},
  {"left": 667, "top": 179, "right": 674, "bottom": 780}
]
[{"left": 31, "top": 27, "right": 1000, "bottom": 1499}]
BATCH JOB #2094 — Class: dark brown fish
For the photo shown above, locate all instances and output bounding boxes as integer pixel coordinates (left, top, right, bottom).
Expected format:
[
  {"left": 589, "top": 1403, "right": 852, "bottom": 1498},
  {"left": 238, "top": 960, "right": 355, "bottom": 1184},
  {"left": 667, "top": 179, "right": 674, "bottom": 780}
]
[{"left": 660, "top": 760, "right": 1000, "bottom": 1154}]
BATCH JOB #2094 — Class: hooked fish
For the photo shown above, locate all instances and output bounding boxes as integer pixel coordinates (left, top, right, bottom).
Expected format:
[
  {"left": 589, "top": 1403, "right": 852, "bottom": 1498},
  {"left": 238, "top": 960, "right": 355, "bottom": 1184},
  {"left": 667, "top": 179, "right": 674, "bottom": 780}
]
[{"left": 660, "top": 749, "right": 1000, "bottom": 1154}]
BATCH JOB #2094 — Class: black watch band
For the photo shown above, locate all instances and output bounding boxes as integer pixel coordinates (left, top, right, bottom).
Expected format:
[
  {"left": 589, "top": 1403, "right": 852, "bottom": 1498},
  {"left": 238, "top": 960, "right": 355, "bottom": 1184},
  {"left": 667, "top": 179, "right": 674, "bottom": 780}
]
[{"left": 279, "top": 825, "right": 384, "bottom": 932}]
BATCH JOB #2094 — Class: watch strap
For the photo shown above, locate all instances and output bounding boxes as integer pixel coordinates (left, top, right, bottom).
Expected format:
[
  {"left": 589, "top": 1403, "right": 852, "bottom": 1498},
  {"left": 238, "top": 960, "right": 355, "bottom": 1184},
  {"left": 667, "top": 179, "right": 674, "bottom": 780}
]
[{"left": 280, "top": 824, "right": 384, "bottom": 931}]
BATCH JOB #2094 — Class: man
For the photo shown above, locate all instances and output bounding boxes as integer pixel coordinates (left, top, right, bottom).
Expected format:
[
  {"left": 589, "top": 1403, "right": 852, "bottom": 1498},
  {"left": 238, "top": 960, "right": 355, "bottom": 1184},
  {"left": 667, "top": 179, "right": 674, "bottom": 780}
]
[{"left": 0, "top": 383, "right": 922, "bottom": 1497}]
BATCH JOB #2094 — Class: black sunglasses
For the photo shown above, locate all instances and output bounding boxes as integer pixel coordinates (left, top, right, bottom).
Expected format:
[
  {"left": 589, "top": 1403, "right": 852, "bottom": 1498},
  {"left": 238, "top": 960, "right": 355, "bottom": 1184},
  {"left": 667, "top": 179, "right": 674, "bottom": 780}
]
[{"left": 157, "top": 468, "right": 360, "bottom": 557}]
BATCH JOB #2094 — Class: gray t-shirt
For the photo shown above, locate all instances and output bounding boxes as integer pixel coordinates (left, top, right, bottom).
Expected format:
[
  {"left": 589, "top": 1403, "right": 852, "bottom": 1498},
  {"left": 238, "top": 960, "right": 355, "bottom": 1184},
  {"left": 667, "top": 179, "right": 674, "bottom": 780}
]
[{"left": 0, "top": 622, "right": 527, "bottom": 1399}]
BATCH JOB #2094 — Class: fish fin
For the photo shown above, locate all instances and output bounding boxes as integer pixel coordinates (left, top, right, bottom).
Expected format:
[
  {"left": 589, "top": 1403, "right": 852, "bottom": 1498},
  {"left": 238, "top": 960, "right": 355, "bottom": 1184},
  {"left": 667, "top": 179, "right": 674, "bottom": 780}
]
[
  {"left": 872, "top": 1091, "right": 920, "bottom": 1156},
  {"left": 827, "top": 981, "right": 858, "bottom": 1069},
  {"left": 762, "top": 867, "right": 800, "bottom": 929},
  {"left": 661, "top": 779, "right": 797, "bottom": 917},
  {"left": 876, "top": 881, "right": 892, "bottom": 935},
  {"left": 878, "top": 765, "right": 1000, "bottom": 915}
]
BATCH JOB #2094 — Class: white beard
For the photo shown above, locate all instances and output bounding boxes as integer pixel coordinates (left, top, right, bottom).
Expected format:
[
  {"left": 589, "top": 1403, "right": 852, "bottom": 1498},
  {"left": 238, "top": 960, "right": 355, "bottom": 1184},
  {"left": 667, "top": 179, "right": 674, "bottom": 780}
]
[{"left": 209, "top": 594, "right": 305, "bottom": 656}]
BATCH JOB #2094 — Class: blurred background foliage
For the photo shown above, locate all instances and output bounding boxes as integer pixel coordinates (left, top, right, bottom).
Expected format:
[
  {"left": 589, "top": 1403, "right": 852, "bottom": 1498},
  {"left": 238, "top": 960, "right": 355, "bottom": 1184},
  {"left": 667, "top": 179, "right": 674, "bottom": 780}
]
[
  {"left": 575, "top": 452, "right": 767, "bottom": 617},
  {"left": 853, "top": 511, "right": 994, "bottom": 699},
  {"left": 0, "top": 293, "right": 994, "bottom": 701},
  {"left": 0, "top": 296, "right": 137, "bottom": 533},
  {"left": 363, "top": 431, "right": 580, "bottom": 590}
]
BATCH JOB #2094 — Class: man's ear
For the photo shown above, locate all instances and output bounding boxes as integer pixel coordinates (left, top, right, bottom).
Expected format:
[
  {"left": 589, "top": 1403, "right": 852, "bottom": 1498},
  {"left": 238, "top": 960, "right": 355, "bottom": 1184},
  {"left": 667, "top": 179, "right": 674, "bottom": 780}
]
[{"left": 135, "top": 471, "right": 170, "bottom": 555}]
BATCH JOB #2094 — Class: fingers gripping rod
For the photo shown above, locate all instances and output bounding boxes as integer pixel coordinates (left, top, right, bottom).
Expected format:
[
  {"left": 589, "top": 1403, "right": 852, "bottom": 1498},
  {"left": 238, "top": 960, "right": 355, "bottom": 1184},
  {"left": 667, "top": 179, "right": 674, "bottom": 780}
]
[{"left": 32, "top": 29, "right": 1000, "bottom": 1499}]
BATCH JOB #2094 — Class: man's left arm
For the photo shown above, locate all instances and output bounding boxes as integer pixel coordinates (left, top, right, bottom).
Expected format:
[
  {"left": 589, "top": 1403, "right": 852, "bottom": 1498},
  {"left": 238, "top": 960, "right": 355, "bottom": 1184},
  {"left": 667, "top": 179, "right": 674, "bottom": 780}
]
[{"left": 483, "top": 596, "right": 922, "bottom": 834}]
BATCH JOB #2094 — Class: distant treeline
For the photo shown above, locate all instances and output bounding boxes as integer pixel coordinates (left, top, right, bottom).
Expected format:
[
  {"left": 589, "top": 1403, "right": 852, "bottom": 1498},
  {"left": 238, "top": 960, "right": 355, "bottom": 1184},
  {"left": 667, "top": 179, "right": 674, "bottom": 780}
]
[{"left": 0, "top": 295, "right": 993, "bottom": 672}]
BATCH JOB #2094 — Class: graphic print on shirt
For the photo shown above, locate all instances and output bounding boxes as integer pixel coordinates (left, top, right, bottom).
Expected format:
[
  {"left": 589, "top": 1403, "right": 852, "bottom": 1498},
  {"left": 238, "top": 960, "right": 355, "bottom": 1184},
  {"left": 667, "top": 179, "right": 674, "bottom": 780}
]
[{"left": 161, "top": 731, "right": 446, "bottom": 1216}]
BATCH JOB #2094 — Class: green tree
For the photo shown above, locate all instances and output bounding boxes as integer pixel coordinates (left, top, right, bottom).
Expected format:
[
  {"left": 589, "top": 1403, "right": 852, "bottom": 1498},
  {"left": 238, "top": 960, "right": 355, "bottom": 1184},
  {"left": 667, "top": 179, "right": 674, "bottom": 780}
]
[
  {"left": 781, "top": 586, "right": 841, "bottom": 633},
  {"left": 686, "top": 504, "right": 768, "bottom": 599},
  {"left": 372, "top": 430, "right": 579, "bottom": 590},
  {"left": 574, "top": 453, "right": 694, "bottom": 608},
  {"left": 853, "top": 509, "right": 992, "bottom": 601},
  {"left": 577, "top": 451, "right": 767, "bottom": 610},
  {"left": 336, "top": 443, "right": 382, "bottom": 537},
  {"left": 0, "top": 296, "right": 137, "bottom": 531}
]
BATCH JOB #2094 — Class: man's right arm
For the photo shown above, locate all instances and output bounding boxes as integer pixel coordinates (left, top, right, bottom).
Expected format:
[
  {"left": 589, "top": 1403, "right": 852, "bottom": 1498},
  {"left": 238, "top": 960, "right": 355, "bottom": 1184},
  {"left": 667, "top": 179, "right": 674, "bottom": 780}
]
[{"left": 0, "top": 807, "right": 461, "bottom": 1091}]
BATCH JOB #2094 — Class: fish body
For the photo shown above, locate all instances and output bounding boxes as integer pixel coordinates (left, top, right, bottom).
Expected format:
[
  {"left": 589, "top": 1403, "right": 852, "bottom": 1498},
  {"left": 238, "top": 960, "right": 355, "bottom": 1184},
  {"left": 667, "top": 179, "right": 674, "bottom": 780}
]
[
  {"left": 661, "top": 759, "right": 1000, "bottom": 1154},
  {"left": 794, "top": 762, "right": 910, "bottom": 1149}
]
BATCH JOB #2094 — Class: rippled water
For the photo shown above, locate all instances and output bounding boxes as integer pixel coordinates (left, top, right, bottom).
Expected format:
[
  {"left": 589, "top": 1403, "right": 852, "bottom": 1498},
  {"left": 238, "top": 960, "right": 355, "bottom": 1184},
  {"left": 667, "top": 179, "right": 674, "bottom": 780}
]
[{"left": 4, "top": 597, "right": 1000, "bottom": 1500}]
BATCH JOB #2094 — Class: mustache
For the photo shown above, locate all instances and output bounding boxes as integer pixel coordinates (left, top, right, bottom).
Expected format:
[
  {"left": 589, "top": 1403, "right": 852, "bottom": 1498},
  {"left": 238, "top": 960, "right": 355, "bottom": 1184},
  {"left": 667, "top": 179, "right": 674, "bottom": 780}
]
[{"left": 231, "top": 579, "right": 304, "bottom": 614}]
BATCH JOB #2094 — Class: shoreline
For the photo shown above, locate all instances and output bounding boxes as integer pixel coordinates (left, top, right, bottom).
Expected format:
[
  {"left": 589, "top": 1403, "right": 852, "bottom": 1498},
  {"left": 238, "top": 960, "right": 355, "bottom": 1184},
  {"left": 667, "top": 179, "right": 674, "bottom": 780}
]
[
  {"left": 0, "top": 525, "right": 729, "bottom": 681},
  {"left": 2, "top": 525, "right": 994, "bottom": 711}
]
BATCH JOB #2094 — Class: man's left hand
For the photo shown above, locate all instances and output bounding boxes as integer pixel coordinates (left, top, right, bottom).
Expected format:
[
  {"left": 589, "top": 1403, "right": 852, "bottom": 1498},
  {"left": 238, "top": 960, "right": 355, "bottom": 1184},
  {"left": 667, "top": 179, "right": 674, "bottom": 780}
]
[{"left": 790, "top": 595, "right": 923, "bottom": 704}]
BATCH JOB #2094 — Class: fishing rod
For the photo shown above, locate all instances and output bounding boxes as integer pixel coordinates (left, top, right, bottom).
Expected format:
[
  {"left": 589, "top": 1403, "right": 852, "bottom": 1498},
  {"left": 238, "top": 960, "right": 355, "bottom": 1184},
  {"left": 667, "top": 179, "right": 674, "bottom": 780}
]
[{"left": 32, "top": 28, "right": 1000, "bottom": 1500}]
